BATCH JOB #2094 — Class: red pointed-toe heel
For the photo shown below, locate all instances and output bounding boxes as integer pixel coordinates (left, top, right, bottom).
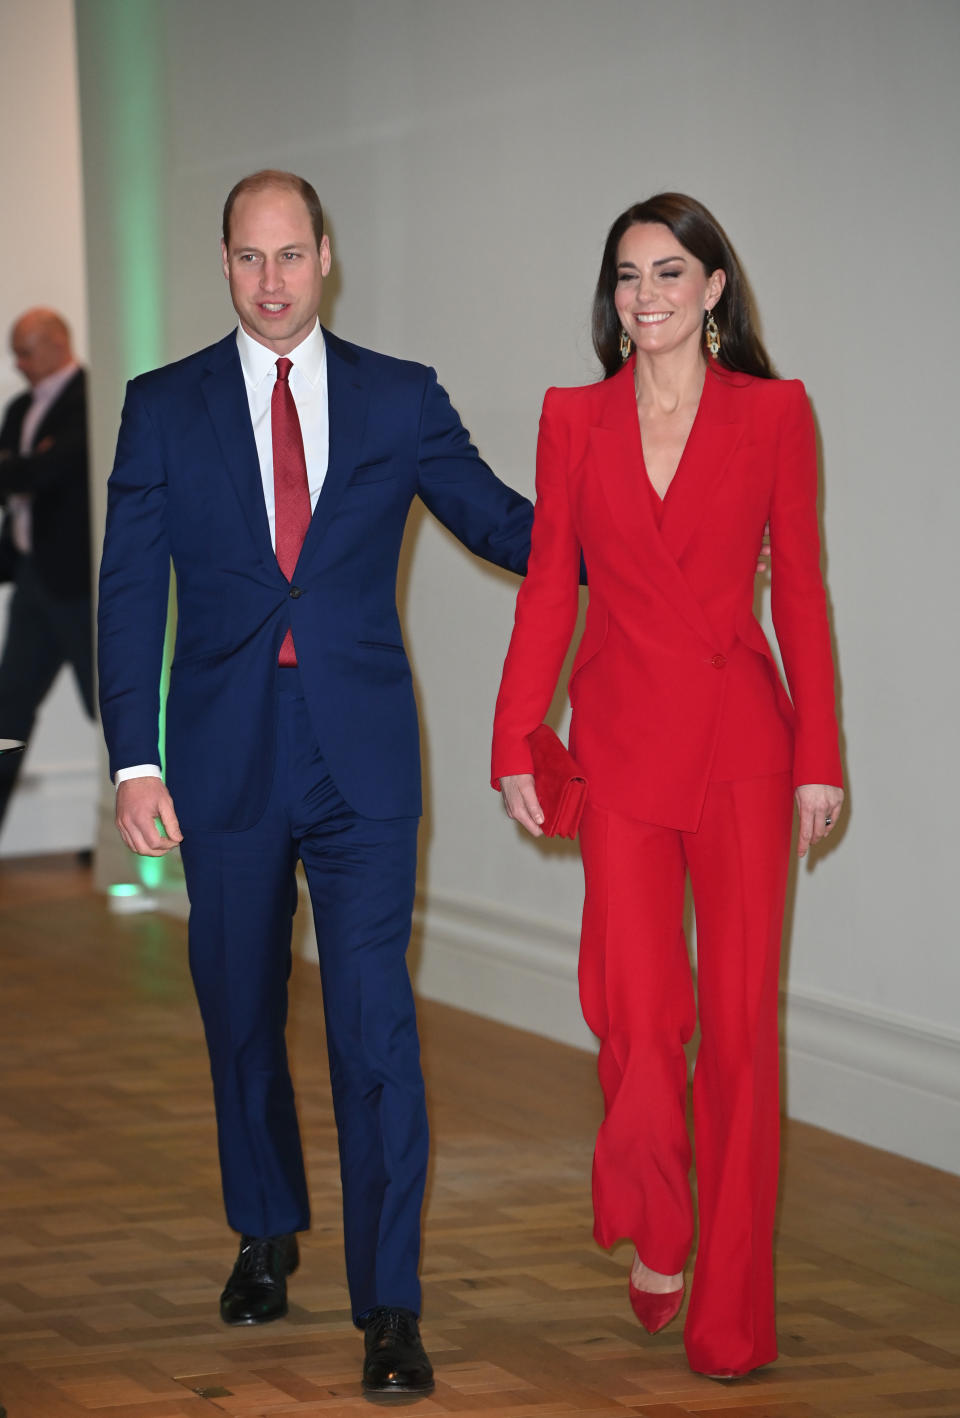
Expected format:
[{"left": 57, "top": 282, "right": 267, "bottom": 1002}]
[
  {"left": 628, "top": 1278, "right": 685, "bottom": 1334},
  {"left": 696, "top": 1368, "right": 752, "bottom": 1382}
]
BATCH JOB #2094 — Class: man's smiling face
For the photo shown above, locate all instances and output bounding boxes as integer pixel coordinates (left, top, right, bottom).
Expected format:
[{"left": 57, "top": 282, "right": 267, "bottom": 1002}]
[{"left": 221, "top": 185, "right": 331, "bottom": 355}]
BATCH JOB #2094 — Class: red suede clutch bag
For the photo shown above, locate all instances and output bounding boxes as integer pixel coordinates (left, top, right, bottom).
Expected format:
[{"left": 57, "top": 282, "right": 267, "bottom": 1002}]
[{"left": 526, "top": 724, "right": 588, "bottom": 839}]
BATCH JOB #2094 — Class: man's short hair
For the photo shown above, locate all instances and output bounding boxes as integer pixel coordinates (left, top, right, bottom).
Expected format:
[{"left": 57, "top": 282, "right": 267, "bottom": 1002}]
[{"left": 222, "top": 171, "right": 325, "bottom": 251}]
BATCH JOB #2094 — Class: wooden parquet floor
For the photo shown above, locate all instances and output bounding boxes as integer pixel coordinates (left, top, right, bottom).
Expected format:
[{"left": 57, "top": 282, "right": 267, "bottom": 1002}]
[{"left": 1, "top": 857, "right": 959, "bottom": 1417}]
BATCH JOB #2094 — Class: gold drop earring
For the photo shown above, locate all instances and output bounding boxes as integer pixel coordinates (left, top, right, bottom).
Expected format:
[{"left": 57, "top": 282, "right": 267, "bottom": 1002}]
[
  {"left": 705, "top": 309, "right": 721, "bottom": 359},
  {"left": 619, "top": 328, "right": 632, "bottom": 361}
]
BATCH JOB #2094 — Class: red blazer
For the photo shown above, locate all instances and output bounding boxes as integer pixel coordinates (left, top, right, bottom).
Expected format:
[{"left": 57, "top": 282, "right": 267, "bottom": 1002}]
[{"left": 492, "top": 359, "right": 842, "bottom": 832}]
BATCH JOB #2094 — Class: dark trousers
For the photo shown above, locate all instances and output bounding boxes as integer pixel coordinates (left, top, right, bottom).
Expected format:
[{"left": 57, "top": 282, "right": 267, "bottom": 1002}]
[
  {"left": 0, "top": 558, "right": 94, "bottom": 829},
  {"left": 179, "top": 668, "right": 427, "bottom": 1324}
]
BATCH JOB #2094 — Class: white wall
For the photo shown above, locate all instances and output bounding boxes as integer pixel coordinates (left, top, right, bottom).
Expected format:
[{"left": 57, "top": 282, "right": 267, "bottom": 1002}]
[
  {"left": 0, "top": 0, "right": 97, "bottom": 856},
  {"left": 76, "top": 0, "right": 960, "bottom": 1170}
]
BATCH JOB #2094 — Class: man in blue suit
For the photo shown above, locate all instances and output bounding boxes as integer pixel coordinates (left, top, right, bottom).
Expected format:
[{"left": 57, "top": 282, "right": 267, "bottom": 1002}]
[{"left": 98, "top": 171, "right": 532, "bottom": 1398}]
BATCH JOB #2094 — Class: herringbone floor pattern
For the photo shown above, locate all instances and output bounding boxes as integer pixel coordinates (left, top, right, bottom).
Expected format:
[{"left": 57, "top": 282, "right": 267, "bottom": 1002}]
[{"left": 0, "top": 855, "right": 958, "bottom": 1416}]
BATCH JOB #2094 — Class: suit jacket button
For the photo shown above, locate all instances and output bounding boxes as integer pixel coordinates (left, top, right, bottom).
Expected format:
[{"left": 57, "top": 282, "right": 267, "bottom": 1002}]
[
  {"left": 289, "top": 586, "right": 303, "bottom": 599},
  {"left": 711, "top": 653, "right": 727, "bottom": 668}
]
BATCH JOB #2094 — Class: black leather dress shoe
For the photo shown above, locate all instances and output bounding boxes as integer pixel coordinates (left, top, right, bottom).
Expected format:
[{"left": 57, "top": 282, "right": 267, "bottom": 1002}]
[
  {"left": 362, "top": 1307, "right": 434, "bottom": 1397},
  {"left": 219, "top": 1233, "right": 299, "bottom": 1325}
]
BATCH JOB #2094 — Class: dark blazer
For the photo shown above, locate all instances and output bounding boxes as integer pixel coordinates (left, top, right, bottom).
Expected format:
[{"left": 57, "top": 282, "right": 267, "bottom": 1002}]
[
  {"left": 0, "top": 368, "right": 90, "bottom": 598},
  {"left": 492, "top": 358, "right": 842, "bottom": 831},
  {"left": 98, "top": 329, "right": 532, "bottom": 830}
]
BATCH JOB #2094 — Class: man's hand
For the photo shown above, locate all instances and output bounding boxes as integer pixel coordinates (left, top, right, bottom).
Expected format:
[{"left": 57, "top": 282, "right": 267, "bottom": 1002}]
[
  {"left": 115, "top": 776, "right": 183, "bottom": 856},
  {"left": 795, "top": 783, "right": 844, "bottom": 858},
  {"left": 500, "top": 772, "right": 545, "bottom": 838}
]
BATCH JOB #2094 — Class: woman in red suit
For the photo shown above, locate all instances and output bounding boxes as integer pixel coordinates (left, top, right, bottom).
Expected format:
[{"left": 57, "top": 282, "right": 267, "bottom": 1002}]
[{"left": 492, "top": 193, "right": 844, "bottom": 1379}]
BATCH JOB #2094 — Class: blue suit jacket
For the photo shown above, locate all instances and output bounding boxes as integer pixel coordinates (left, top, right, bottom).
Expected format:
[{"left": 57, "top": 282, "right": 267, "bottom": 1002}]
[{"left": 98, "top": 328, "right": 532, "bottom": 829}]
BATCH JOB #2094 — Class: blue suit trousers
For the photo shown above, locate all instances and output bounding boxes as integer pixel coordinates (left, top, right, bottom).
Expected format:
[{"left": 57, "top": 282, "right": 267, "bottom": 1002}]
[{"left": 180, "top": 668, "right": 425, "bottom": 1322}]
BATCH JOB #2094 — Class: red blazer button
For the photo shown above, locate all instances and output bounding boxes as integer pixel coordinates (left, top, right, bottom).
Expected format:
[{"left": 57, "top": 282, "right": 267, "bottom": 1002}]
[{"left": 711, "top": 653, "right": 727, "bottom": 668}]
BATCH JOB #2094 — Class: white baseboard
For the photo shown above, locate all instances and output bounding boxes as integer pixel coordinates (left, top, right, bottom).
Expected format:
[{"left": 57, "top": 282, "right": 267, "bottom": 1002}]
[
  {"left": 0, "top": 760, "right": 98, "bottom": 857},
  {"left": 411, "top": 888, "right": 960, "bottom": 1177},
  {"left": 0, "top": 641, "right": 100, "bottom": 857},
  {"left": 411, "top": 888, "right": 596, "bottom": 1051},
  {"left": 782, "top": 991, "right": 960, "bottom": 1175},
  {"left": 161, "top": 876, "right": 957, "bottom": 1176}
]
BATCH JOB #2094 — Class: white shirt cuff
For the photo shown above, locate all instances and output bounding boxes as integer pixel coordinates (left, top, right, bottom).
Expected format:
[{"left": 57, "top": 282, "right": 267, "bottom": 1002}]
[{"left": 114, "top": 764, "right": 163, "bottom": 787}]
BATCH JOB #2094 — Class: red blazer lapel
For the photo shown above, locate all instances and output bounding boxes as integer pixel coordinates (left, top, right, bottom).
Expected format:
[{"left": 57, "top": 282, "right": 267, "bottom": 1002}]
[
  {"left": 587, "top": 360, "right": 718, "bottom": 648},
  {"left": 659, "top": 362, "right": 745, "bottom": 564},
  {"left": 588, "top": 359, "right": 655, "bottom": 547}
]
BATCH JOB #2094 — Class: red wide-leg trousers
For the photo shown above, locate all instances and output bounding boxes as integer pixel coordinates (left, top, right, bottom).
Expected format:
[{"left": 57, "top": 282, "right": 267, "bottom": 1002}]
[{"left": 578, "top": 772, "right": 794, "bottom": 1376}]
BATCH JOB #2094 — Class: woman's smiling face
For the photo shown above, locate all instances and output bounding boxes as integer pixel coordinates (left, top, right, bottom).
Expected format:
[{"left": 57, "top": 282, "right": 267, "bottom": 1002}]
[{"left": 614, "top": 222, "right": 724, "bottom": 359}]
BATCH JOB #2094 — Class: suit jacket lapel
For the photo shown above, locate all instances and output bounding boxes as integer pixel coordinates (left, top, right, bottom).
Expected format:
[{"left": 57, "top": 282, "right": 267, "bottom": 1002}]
[
  {"left": 200, "top": 334, "right": 276, "bottom": 571},
  {"left": 590, "top": 359, "right": 718, "bottom": 647},
  {"left": 32, "top": 369, "right": 84, "bottom": 445},
  {"left": 295, "top": 328, "right": 369, "bottom": 575},
  {"left": 589, "top": 361, "right": 663, "bottom": 556},
  {"left": 1, "top": 393, "right": 31, "bottom": 453},
  {"left": 659, "top": 362, "right": 744, "bottom": 564}
]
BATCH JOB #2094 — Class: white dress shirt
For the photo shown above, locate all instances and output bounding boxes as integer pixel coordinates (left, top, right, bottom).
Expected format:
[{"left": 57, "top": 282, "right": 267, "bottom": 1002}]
[
  {"left": 116, "top": 321, "right": 329, "bottom": 786},
  {"left": 236, "top": 318, "right": 329, "bottom": 543}
]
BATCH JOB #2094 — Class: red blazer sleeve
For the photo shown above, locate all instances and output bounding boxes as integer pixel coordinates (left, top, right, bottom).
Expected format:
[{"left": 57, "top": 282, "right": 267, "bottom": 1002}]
[
  {"left": 769, "top": 381, "right": 843, "bottom": 789},
  {"left": 491, "top": 389, "right": 581, "bottom": 786}
]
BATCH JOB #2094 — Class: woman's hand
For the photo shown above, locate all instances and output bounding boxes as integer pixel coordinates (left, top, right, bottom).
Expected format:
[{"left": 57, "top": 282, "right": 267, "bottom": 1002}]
[
  {"left": 500, "top": 773, "right": 545, "bottom": 837},
  {"left": 795, "top": 783, "right": 844, "bottom": 858}
]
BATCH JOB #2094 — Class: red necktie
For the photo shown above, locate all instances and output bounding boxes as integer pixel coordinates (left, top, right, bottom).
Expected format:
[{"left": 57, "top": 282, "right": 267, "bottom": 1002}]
[{"left": 272, "top": 356, "right": 311, "bottom": 665}]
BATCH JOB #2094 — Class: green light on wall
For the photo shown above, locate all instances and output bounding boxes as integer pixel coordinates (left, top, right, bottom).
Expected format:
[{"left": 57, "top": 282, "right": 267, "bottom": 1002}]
[
  {"left": 100, "top": 0, "right": 164, "bottom": 380},
  {"left": 91, "top": 0, "right": 175, "bottom": 894}
]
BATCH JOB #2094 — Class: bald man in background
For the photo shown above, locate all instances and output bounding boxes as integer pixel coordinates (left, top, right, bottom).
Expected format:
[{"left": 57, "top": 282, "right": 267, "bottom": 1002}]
[{"left": 0, "top": 309, "right": 92, "bottom": 834}]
